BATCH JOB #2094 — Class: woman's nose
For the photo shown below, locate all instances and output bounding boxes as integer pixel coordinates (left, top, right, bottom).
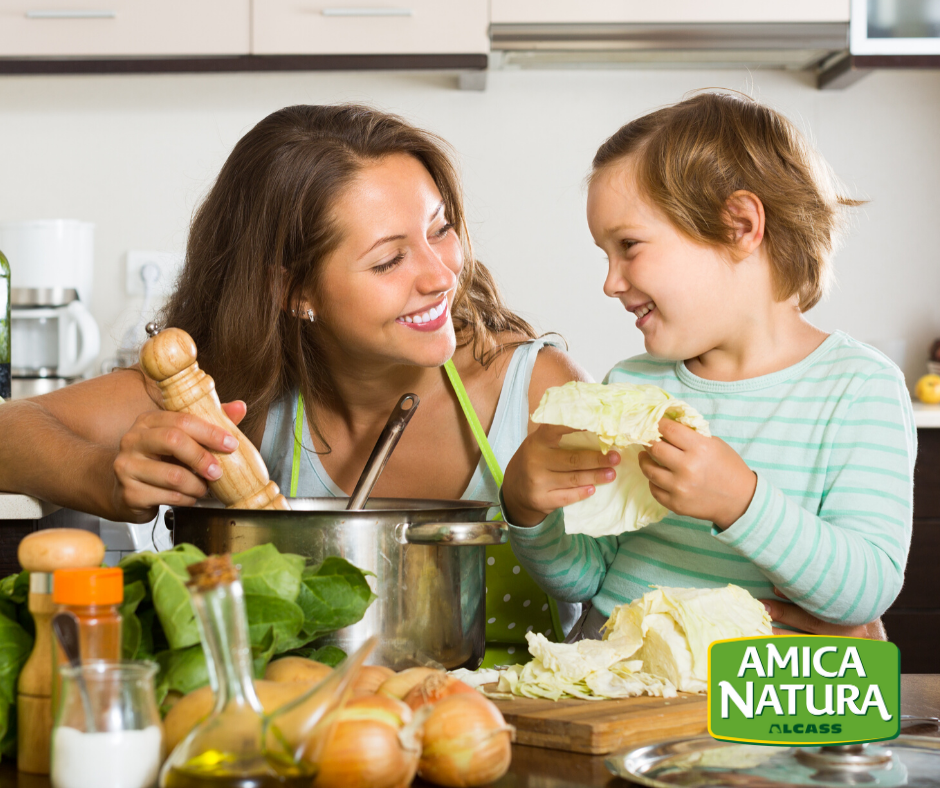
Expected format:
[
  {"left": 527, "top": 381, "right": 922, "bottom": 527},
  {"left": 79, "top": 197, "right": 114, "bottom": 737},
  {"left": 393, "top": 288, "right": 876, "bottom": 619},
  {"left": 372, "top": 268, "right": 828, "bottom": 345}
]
[{"left": 416, "top": 243, "right": 459, "bottom": 294}]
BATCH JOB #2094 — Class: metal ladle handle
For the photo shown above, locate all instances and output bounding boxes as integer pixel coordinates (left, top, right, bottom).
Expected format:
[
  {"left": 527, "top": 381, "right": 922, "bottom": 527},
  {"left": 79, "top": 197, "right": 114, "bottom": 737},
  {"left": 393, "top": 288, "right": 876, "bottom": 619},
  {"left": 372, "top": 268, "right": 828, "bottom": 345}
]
[{"left": 346, "top": 393, "right": 419, "bottom": 510}]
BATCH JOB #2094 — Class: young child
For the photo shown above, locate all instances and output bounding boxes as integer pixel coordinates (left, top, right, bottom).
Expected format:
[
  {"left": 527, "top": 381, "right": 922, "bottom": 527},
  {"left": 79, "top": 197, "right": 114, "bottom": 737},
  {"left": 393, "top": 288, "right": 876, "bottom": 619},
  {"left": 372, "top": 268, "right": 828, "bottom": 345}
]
[{"left": 501, "top": 92, "right": 915, "bottom": 638}]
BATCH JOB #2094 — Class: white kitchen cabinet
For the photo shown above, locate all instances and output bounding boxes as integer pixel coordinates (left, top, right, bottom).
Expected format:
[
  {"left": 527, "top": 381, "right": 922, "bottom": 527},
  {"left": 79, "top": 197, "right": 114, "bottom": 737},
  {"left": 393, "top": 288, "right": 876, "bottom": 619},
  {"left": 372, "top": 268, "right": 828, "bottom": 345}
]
[
  {"left": 252, "top": 0, "right": 488, "bottom": 55},
  {"left": 0, "top": 0, "right": 249, "bottom": 57},
  {"left": 491, "top": 0, "right": 849, "bottom": 25}
]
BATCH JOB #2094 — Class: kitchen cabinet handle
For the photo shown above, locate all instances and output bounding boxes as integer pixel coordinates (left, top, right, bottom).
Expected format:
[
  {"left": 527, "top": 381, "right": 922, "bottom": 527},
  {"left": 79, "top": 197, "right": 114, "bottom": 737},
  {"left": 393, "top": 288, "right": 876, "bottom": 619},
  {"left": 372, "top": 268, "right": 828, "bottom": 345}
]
[
  {"left": 26, "top": 10, "right": 116, "bottom": 19},
  {"left": 322, "top": 8, "right": 413, "bottom": 17}
]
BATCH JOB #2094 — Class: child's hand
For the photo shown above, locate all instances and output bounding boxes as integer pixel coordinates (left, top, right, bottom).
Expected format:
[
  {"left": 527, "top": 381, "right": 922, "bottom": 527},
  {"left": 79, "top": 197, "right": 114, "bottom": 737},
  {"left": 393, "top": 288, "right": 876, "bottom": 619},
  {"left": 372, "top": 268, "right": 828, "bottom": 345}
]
[
  {"left": 637, "top": 418, "right": 757, "bottom": 529},
  {"left": 503, "top": 424, "right": 621, "bottom": 527}
]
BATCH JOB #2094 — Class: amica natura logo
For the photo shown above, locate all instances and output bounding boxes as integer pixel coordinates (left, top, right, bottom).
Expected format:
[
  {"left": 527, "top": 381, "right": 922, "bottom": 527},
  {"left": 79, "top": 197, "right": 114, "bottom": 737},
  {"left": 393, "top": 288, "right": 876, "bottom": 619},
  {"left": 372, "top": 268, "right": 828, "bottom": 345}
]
[{"left": 707, "top": 636, "right": 900, "bottom": 746}]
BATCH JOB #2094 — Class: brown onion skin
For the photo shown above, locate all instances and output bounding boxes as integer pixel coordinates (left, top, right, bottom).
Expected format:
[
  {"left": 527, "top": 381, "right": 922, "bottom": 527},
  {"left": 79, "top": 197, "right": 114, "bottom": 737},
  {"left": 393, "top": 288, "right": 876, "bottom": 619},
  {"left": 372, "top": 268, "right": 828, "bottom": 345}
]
[
  {"left": 377, "top": 666, "right": 441, "bottom": 700},
  {"left": 312, "top": 695, "right": 419, "bottom": 788},
  {"left": 351, "top": 664, "right": 397, "bottom": 696},
  {"left": 403, "top": 674, "right": 476, "bottom": 711},
  {"left": 418, "top": 693, "right": 513, "bottom": 788}
]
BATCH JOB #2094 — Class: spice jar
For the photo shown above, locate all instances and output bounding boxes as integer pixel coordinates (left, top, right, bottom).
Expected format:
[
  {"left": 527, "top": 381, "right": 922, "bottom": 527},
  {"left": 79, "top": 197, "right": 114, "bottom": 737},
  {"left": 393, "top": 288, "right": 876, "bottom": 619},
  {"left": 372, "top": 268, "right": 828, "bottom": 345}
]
[{"left": 52, "top": 567, "right": 123, "bottom": 702}]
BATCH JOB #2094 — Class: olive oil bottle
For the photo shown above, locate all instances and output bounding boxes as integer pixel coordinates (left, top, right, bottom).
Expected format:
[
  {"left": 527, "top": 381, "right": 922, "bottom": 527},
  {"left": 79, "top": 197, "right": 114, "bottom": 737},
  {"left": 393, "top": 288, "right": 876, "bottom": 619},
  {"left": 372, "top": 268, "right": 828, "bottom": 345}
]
[
  {"left": 158, "top": 555, "right": 374, "bottom": 788},
  {"left": 0, "top": 248, "right": 10, "bottom": 400}
]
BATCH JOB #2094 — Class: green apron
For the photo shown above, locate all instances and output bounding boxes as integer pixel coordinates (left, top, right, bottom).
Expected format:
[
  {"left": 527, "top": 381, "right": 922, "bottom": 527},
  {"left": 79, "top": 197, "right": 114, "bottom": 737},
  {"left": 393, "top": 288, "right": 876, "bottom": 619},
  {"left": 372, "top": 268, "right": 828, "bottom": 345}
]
[{"left": 290, "top": 358, "right": 562, "bottom": 667}]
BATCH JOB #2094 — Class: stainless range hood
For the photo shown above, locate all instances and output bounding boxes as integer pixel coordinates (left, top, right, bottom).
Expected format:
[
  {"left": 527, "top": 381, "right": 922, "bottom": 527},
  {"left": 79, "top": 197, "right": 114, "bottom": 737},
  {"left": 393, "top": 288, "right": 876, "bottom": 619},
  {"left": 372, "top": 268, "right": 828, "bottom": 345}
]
[{"left": 490, "top": 22, "right": 849, "bottom": 70}]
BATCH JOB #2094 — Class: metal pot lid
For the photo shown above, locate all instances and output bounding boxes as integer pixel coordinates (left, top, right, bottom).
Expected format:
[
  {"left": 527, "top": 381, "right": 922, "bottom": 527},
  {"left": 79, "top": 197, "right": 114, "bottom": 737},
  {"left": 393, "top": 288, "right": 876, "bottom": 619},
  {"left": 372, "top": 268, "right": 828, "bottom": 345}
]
[{"left": 605, "top": 735, "right": 940, "bottom": 787}]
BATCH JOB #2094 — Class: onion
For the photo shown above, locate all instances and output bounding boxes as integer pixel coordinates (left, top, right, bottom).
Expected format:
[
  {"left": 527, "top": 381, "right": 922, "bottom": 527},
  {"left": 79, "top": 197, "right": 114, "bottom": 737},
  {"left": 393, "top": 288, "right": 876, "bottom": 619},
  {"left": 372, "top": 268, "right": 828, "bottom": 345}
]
[
  {"left": 418, "top": 692, "right": 514, "bottom": 788},
  {"left": 403, "top": 672, "right": 476, "bottom": 711},
  {"left": 312, "top": 694, "right": 422, "bottom": 788},
  {"left": 376, "top": 666, "right": 441, "bottom": 700},
  {"left": 351, "top": 664, "right": 396, "bottom": 696}
]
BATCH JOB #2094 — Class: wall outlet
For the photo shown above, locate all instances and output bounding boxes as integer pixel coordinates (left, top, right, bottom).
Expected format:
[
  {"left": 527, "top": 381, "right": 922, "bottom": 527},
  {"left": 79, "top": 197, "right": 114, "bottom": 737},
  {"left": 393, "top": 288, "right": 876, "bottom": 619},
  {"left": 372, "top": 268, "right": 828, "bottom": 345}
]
[{"left": 125, "top": 250, "right": 184, "bottom": 297}]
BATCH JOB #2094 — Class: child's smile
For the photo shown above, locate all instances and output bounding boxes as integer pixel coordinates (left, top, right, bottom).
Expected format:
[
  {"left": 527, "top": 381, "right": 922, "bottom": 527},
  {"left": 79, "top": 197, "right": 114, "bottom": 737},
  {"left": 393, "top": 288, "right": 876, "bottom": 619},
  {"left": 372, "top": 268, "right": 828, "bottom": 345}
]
[{"left": 630, "top": 301, "right": 656, "bottom": 328}]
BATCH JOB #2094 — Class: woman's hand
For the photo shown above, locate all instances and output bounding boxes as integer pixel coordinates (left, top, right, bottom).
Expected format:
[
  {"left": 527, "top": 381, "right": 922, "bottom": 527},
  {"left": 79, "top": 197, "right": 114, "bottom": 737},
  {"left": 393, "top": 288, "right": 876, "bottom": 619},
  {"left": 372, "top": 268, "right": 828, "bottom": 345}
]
[
  {"left": 110, "top": 401, "right": 247, "bottom": 522},
  {"left": 502, "top": 423, "right": 620, "bottom": 527},
  {"left": 762, "top": 592, "right": 887, "bottom": 640},
  {"left": 637, "top": 418, "right": 757, "bottom": 529}
]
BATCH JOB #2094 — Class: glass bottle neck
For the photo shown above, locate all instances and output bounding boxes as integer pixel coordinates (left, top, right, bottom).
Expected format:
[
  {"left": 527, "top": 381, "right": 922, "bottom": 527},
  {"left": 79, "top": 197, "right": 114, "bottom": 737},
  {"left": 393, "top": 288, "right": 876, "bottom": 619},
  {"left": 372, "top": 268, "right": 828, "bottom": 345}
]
[{"left": 190, "top": 578, "right": 263, "bottom": 715}]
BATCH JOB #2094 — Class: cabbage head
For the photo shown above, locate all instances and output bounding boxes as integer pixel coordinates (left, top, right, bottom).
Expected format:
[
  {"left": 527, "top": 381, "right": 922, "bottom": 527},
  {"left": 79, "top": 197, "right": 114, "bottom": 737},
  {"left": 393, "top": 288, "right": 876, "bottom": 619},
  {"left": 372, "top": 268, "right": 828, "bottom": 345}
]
[{"left": 530, "top": 381, "right": 710, "bottom": 536}]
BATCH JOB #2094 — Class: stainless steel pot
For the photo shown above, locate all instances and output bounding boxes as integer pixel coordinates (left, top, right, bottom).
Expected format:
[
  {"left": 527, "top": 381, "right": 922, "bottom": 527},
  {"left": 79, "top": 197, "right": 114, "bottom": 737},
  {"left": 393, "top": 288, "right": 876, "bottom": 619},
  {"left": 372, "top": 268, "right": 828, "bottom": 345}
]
[{"left": 167, "top": 497, "right": 506, "bottom": 671}]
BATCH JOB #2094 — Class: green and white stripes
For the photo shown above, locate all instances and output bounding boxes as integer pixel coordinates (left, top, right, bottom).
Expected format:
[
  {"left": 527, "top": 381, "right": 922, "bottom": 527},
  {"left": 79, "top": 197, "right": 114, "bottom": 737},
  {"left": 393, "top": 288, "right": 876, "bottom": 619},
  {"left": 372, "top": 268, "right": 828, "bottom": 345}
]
[{"left": 508, "top": 331, "right": 915, "bottom": 627}]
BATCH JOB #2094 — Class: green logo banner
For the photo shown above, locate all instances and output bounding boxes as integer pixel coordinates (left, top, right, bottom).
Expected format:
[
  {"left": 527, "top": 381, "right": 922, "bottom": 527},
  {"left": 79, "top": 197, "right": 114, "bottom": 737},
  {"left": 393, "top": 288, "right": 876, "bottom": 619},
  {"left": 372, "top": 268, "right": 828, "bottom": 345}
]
[{"left": 708, "top": 636, "right": 900, "bottom": 746}]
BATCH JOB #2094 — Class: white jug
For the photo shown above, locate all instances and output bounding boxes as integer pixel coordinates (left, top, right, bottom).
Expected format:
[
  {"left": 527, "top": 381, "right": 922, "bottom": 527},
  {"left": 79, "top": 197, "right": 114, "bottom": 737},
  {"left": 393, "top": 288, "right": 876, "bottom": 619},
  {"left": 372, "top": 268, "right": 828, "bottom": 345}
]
[{"left": 11, "top": 299, "right": 100, "bottom": 377}]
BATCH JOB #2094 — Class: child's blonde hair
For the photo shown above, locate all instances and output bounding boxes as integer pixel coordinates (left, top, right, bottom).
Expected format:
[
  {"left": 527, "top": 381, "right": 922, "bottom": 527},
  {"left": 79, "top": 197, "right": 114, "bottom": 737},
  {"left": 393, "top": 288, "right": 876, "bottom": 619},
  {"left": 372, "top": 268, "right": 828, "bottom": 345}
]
[{"left": 591, "top": 91, "right": 863, "bottom": 311}]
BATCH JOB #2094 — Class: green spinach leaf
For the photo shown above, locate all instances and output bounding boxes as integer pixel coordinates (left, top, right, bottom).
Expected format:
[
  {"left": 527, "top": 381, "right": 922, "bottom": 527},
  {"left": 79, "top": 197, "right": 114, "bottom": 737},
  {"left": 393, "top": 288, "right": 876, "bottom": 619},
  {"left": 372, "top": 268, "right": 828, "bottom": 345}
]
[
  {"left": 0, "top": 611, "right": 32, "bottom": 762},
  {"left": 146, "top": 545, "right": 206, "bottom": 650},
  {"left": 233, "top": 544, "right": 305, "bottom": 601},
  {"left": 300, "top": 557, "right": 376, "bottom": 640},
  {"left": 286, "top": 645, "right": 347, "bottom": 668},
  {"left": 244, "top": 595, "right": 305, "bottom": 654}
]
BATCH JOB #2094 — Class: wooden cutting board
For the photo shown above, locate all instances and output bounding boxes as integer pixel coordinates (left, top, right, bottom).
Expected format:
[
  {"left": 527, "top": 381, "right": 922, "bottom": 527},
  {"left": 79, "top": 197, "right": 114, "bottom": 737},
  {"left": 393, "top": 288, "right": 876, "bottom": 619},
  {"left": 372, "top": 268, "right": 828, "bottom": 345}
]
[{"left": 487, "top": 689, "right": 708, "bottom": 755}]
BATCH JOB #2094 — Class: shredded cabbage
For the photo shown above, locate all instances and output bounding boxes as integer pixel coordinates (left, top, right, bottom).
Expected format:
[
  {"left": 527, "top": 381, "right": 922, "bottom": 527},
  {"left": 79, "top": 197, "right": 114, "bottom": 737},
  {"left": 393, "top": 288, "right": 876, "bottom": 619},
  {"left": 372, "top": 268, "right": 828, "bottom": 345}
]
[
  {"left": 530, "top": 381, "right": 710, "bottom": 536},
  {"left": 486, "top": 584, "right": 772, "bottom": 700}
]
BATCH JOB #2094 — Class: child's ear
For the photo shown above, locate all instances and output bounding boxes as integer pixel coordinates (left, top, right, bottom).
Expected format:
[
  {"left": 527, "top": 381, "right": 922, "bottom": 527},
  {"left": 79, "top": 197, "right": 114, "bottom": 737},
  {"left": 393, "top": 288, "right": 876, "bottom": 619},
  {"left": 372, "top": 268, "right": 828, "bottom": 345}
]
[{"left": 725, "top": 190, "right": 765, "bottom": 259}]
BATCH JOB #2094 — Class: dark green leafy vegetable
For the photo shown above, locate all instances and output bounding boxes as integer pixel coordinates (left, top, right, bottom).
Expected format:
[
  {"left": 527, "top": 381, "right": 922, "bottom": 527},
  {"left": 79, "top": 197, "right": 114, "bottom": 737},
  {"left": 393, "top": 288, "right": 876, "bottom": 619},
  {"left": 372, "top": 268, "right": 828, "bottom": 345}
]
[
  {"left": 0, "top": 609, "right": 32, "bottom": 759},
  {"left": 119, "top": 580, "right": 147, "bottom": 661},
  {"left": 115, "top": 544, "right": 374, "bottom": 708},
  {"left": 237, "top": 544, "right": 305, "bottom": 601},
  {"left": 0, "top": 542, "right": 374, "bottom": 757},
  {"left": 298, "top": 557, "right": 377, "bottom": 641},
  {"left": 286, "top": 644, "right": 347, "bottom": 668},
  {"left": 145, "top": 544, "right": 207, "bottom": 650}
]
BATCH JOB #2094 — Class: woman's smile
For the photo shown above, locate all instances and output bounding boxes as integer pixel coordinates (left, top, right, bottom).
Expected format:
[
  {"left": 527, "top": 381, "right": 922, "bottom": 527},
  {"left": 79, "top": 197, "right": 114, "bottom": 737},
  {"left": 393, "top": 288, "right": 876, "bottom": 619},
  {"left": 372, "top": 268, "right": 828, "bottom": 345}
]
[{"left": 396, "top": 295, "right": 449, "bottom": 330}]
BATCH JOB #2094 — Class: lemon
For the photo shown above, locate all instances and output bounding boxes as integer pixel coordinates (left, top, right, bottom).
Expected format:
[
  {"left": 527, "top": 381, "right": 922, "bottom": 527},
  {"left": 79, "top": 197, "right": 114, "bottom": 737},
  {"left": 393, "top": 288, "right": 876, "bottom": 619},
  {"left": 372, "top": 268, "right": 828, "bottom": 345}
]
[{"left": 915, "top": 374, "right": 940, "bottom": 404}]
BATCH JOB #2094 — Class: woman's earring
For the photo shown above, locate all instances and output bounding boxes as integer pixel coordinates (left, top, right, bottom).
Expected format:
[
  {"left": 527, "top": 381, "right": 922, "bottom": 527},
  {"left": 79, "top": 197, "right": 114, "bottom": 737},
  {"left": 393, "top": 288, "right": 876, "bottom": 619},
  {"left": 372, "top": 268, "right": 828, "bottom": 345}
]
[
  {"left": 291, "top": 308, "right": 297, "bottom": 316},
  {"left": 306, "top": 309, "right": 316, "bottom": 323}
]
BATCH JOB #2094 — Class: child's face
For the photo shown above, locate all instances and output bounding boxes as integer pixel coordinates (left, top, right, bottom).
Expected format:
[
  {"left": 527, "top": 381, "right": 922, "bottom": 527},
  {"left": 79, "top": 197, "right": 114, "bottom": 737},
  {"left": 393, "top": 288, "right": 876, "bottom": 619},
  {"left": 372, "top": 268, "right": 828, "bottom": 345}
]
[
  {"left": 587, "top": 155, "right": 742, "bottom": 361},
  {"left": 314, "top": 153, "right": 462, "bottom": 370}
]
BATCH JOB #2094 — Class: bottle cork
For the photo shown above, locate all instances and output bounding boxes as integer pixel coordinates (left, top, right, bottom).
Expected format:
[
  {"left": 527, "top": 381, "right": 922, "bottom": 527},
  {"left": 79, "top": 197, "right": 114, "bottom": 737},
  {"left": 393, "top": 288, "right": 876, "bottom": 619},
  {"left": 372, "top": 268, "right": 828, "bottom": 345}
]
[
  {"left": 138, "top": 325, "right": 289, "bottom": 511},
  {"left": 16, "top": 528, "right": 105, "bottom": 774}
]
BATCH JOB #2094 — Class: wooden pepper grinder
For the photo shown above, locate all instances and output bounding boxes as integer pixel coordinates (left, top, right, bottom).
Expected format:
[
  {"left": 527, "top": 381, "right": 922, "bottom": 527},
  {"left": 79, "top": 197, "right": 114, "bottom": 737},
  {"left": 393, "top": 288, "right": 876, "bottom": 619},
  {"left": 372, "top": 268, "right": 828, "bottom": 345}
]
[
  {"left": 138, "top": 323, "right": 290, "bottom": 511},
  {"left": 16, "top": 528, "right": 106, "bottom": 774}
]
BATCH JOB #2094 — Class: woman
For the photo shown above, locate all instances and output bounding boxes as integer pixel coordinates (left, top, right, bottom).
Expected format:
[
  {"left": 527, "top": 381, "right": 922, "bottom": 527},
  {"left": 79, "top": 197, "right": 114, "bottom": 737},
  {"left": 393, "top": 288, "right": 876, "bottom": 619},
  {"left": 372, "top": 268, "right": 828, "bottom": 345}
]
[
  {"left": 0, "top": 104, "right": 880, "bottom": 646},
  {"left": 0, "top": 105, "right": 591, "bottom": 663}
]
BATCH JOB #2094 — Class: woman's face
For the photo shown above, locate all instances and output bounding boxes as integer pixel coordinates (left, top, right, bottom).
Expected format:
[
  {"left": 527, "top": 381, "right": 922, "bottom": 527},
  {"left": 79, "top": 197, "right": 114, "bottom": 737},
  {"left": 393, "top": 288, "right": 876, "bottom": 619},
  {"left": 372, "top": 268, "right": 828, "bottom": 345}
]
[
  {"left": 314, "top": 153, "right": 462, "bottom": 371},
  {"left": 587, "top": 155, "right": 741, "bottom": 361}
]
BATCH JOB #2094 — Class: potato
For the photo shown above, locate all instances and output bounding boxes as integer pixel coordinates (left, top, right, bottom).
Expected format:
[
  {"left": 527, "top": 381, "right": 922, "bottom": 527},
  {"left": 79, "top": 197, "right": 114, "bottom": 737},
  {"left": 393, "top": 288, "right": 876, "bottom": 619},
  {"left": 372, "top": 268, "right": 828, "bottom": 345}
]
[
  {"left": 164, "top": 680, "right": 317, "bottom": 753},
  {"left": 265, "top": 656, "right": 333, "bottom": 685}
]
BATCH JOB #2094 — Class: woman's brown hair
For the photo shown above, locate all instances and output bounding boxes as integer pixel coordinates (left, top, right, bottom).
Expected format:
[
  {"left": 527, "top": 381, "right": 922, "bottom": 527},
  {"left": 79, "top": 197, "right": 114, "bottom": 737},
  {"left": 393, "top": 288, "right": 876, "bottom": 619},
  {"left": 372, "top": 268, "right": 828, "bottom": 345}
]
[
  {"left": 161, "top": 104, "right": 536, "bottom": 441},
  {"left": 591, "top": 91, "right": 863, "bottom": 311}
]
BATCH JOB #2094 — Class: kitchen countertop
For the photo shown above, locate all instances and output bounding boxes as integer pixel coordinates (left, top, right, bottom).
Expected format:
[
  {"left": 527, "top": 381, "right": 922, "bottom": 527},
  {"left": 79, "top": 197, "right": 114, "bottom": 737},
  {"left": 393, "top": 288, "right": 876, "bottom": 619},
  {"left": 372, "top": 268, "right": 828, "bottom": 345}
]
[
  {"left": 913, "top": 401, "right": 940, "bottom": 428},
  {"left": 0, "top": 493, "right": 59, "bottom": 520},
  {"left": 0, "top": 674, "right": 937, "bottom": 788}
]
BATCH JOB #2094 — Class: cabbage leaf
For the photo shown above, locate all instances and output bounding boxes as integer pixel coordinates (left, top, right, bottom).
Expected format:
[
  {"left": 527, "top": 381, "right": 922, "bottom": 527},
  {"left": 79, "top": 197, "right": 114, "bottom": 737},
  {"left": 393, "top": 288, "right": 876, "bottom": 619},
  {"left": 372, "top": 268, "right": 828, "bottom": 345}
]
[
  {"left": 531, "top": 381, "right": 710, "bottom": 536},
  {"left": 607, "top": 585, "right": 774, "bottom": 693},
  {"left": 488, "top": 584, "right": 772, "bottom": 700}
]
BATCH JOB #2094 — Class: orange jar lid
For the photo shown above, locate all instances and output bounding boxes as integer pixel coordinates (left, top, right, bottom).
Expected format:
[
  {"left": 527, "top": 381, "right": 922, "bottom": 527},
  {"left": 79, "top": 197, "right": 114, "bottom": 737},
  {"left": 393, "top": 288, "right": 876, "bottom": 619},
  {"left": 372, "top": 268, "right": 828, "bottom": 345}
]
[{"left": 53, "top": 567, "right": 123, "bottom": 605}]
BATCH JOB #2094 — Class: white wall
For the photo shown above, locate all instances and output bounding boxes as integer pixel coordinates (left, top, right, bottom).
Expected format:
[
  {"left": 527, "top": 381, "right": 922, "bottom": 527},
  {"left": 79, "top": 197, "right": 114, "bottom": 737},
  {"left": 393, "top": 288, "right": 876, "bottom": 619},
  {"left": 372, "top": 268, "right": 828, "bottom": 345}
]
[{"left": 1, "top": 67, "right": 939, "bottom": 387}]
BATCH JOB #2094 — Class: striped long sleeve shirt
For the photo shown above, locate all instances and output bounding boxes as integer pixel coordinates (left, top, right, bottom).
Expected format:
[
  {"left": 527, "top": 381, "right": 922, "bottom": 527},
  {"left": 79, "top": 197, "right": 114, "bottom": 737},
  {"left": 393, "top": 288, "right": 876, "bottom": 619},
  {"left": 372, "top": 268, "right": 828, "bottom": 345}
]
[{"left": 507, "top": 331, "right": 916, "bottom": 627}]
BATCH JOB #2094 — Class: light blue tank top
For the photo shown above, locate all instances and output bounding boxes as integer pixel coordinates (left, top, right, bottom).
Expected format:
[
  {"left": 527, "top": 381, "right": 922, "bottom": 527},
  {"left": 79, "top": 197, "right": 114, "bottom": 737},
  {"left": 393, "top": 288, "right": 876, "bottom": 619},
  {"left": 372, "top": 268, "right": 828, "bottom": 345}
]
[
  {"left": 260, "top": 339, "right": 555, "bottom": 504},
  {"left": 258, "top": 339, "right": 580, "bottom": 661}
]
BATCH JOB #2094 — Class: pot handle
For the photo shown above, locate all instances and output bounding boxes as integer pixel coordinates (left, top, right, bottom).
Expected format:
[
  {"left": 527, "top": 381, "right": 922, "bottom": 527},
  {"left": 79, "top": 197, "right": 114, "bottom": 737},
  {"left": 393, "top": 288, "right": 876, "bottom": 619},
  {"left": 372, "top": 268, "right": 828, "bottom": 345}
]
[{"left": 395, "top": 521, "right": 508, "bottom": 546}]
